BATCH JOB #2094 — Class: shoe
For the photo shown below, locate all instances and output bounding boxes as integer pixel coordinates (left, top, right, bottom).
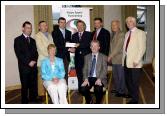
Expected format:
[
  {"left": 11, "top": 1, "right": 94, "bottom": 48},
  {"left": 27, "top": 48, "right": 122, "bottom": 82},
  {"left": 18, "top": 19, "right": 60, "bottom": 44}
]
[
  {"left": 127, "top": 100, "right": 138, "bottom": 104},
  {"left": 115, "top": 93, "right": 126, "bottom": 97},
  {"left": 90, "top": 99, "right": 94, "bottom": 104},
  {"left": 124, "top": 94, "right": 132, "bottom": 98},
  {"left": 111, "top": 90, "right": 117, "bottom": 93}
]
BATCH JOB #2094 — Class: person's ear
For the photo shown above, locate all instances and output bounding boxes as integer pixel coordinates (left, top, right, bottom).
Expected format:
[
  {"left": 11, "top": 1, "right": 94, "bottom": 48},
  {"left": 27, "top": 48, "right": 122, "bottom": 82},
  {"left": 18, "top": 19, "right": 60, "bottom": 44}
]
[{"left": 22, "top": 27, "right": 24, "bottom": 32}]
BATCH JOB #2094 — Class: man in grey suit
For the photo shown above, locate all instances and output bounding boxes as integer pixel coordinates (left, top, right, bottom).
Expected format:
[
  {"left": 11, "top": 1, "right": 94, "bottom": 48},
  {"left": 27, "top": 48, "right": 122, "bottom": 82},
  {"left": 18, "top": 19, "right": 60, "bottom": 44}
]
[
  {"left": 80, "top": 40, "right": 107, "bottom": 104},
  {"left": 108, "top": 20, "right": 126, "bottom": 97}
]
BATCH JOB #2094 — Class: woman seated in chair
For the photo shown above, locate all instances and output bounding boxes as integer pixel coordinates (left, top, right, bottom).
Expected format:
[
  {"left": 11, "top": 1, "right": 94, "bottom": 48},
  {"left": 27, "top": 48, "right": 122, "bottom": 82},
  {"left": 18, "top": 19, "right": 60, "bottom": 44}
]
[{"left": 41, "top": 44, "right": 68, "bottom": 104}]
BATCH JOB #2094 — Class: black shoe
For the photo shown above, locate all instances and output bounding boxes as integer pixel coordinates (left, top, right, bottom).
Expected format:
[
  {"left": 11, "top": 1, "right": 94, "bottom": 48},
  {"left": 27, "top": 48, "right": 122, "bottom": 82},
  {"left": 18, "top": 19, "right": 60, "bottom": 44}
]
[
  {"left": 124, "top": 94, "right": 132, "bottom": 98},
  {"left": 90, "top": 99, "right": 94, "bottom": 104},
  {"left": 111, "top": 90, "right": 117, "bottom": 93},
  {"left": 115, "top": 93, "right": 126, "bottom": 97},
  {"left": 127, "top": 100, "right": 138, "bottom": 104}
]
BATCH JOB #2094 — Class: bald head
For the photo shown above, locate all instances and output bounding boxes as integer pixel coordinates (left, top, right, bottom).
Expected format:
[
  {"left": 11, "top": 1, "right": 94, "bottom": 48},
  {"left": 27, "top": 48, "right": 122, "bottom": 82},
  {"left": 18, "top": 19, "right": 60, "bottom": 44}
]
[{"left": 126, "top": 16, "right": 136, "bottom": 30}]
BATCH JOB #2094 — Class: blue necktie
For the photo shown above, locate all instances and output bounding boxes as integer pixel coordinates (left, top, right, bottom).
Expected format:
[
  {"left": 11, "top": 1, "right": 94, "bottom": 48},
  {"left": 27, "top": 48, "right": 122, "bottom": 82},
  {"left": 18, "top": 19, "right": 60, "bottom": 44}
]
[{"left": 90, "top": 55, "right": 96, "bottom": 77}]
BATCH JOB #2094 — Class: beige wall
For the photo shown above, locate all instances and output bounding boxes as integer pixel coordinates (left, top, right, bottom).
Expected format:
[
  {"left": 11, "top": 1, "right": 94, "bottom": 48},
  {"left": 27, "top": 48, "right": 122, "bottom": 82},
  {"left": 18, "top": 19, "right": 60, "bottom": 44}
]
[{"left": 5, "top": 5, "right": 34, "bottom": 89}]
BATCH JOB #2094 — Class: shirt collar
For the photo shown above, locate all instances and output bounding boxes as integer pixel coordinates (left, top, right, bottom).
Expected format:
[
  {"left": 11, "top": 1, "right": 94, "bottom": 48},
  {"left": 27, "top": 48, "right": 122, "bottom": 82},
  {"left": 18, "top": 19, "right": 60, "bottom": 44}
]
[
  {"left": 59, "top": 27, "right": 65, "bottom": 32},
  {"left": 92, "top": 52, "right": 99, "bottom": 57},
  {"left": 96, "top": 27, "right": 102, "bottom": 32},
  {"left": 78, "top": 31, "right": 84, "bottom": 35},
  {"left": 130, "top": 27, "right": 137, "bottom": 32},
  {"left": 23, "top": 33, "right": 29, "bottom": 38}
]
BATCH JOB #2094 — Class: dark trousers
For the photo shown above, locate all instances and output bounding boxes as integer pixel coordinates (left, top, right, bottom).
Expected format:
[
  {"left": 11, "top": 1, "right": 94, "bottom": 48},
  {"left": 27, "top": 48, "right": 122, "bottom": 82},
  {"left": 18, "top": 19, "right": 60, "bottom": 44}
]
[
  {"left": 124, "top": 57, "right": 141, "bottom": 102},
  {"left": 112, "top": 64, "right": 126, "bottom": 94},
  {"left": 75, "top": 53, "right": 84, "bottom": 91},
  {"left": 63, "top": 57, "right": 69, "bottom": 82},
  {"left": 80, "top": 77, "right": 104, "bottom": 104},
  {"left": 19, "top": 68, "right": 38, "bottom": 104}
]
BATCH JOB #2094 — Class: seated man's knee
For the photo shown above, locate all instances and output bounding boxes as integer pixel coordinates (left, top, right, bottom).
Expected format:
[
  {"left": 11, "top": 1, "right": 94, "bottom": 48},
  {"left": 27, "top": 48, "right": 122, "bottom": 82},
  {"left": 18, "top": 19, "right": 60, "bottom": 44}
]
[
  {"left": 80, "top": 86, "right": 89, "bottom": 94},
  {"left": 94, "top": 85, "right": 103, "bottom": 93}
]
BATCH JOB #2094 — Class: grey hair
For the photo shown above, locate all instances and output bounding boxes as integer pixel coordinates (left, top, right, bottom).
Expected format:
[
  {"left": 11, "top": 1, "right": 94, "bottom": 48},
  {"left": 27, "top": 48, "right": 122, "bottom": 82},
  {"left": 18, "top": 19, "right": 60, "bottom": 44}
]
[{"left": 126, "top": 16, "right": 136, "bottom": 26}]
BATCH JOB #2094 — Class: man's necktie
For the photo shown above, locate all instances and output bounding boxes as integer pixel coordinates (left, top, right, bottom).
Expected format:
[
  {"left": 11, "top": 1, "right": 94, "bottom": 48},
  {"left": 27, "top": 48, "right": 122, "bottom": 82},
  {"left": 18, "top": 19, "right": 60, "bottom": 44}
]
[
  {"left": 89, "top": 55, "right": 96, "bottom": 77},
  {"left": 125, "top": 31, "right": 131, "bottom": 52},
  {"left": 93, "top": 31, "right": 97, "bottom": 40},
  {"left": 62, "top": 30, "right": 65, "bottom": 39},
  {"left": 26, "top": 37, "right": 30, "bottom": 43},
  {"left": 79, "top": 32, "right": 82, "bottom": 41}
]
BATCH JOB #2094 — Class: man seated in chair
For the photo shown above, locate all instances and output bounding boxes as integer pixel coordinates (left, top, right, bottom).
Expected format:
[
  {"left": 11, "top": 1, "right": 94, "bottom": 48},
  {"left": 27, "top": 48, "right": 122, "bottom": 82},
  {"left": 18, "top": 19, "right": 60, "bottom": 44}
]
[
  {"left": 80, "top": 40, "right": 108, "bottom": 104},
  {"left": 41, "top": 44, "right": 68, "bottom": 104}
]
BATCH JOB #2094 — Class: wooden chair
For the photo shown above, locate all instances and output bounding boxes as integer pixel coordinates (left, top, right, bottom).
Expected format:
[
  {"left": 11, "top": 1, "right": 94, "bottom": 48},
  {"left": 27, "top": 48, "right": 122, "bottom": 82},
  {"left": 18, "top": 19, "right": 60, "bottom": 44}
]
[{"left": 82, "top": 86, "right": 109, "bottom": 104}]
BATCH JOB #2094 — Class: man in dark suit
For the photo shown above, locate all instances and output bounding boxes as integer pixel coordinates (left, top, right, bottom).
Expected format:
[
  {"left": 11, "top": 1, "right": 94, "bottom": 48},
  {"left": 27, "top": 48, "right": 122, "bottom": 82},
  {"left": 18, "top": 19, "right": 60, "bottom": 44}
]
[
  {"left": 71, "top": 20, "right": 92, "bottom": 90},
  {"left": 92, "top": 18, "right": 110, "bottom": 56},
  {"left": 80, "top": 40, "right": 108, "bottom": 104},
  {"left": 14, "top": 21, "right": 38, "bottom": 104},
  {"left": 52, "top": 17, "right": 73, "bottom": 80},
  {"left": 52, "top": 17, "right": 72, "bottom": 60}
]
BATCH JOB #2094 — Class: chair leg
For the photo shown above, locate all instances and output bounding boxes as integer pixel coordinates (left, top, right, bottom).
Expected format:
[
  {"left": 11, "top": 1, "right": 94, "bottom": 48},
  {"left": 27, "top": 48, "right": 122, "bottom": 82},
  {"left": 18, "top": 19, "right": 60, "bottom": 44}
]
[
  {"left": 68, "top": 89, "right": 71, "bottom": 104},
  {"left": 105, "top": 90, "right": 108, "bottom": 104},
  {"left": 45, "top": 91, "right": 48, "bottom": 104},
  {"left": 82, "top": 96, "right": 85, "bottom": 104}
]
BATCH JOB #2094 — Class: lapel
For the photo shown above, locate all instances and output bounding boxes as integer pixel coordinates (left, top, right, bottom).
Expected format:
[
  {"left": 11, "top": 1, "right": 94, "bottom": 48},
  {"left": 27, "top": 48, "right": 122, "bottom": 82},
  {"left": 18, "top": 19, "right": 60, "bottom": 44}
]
[
  {"left": 96, "top": 53, "right": 101, "bottom": 75},
  {"left": 21, "top": 34, "right": 31, "bottom": 46},
  {"left": 79, "top": 31, "right": 85, "bottom": 42},
  {"left": 38, "top": 32, "right": 50, "bottom": 45},
  {"left": 88, "top": 54, "right": 92, "bottom": 74},
  {"left": 97, "top": 28, "right": 103, "bottom": 40},
  {"left": 58, "top": 28, "right": 65, "bottom": 43}
]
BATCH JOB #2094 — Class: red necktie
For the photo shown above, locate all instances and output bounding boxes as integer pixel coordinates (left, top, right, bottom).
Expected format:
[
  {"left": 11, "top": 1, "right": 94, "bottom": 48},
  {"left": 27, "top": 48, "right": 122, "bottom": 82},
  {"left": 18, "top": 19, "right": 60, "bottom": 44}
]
[
  {"left": 93, "top": 31, "right": 97, "bottom": 40},
  {"left": 125, "top": 31, "right": 131, "bottom": 52}
]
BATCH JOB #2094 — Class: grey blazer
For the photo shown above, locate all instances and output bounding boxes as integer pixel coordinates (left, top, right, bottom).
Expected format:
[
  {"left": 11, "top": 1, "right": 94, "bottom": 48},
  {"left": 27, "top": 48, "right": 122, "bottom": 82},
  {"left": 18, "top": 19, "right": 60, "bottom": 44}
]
[{"left": 83, "top": 53, "right": 108, "bottom": 87}]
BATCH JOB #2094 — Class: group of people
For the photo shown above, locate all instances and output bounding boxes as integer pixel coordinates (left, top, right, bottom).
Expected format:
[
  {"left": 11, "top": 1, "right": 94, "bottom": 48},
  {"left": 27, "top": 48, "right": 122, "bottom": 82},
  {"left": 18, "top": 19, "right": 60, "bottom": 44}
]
[{"left": 14, "top": 16, "right": 146, "bottom": 104}]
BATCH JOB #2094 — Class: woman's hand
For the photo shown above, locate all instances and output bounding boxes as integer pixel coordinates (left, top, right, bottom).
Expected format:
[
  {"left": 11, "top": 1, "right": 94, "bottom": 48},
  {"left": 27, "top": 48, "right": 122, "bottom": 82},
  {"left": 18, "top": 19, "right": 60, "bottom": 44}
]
[{"left": 52, "top": 78, "right": 59, "bottom": 84}]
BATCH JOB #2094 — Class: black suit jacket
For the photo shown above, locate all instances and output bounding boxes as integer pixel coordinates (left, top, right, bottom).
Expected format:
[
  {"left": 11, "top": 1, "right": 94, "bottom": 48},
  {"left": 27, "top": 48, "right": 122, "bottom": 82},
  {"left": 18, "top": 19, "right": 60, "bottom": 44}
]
[
  {"left": 14, "top": 34, "right": 38, "bottom": 74},
  {"left": 72, "top": 31, "right": 91, "bottom": 56},
  {"left": 52, "top": 28, "right": 71, "bottom": 61},
  {"left": 92, "top": 28, "right": 110, "bottom": 56}
]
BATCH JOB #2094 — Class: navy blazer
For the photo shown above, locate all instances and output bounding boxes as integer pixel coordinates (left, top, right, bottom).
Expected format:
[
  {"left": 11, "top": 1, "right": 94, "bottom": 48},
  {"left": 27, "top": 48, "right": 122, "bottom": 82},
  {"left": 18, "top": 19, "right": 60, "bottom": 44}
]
[
  {"left": 92, "top": 28, "right": 110, "bottom": 56},
  {"left": 14, "top": 34, "right": 38, "bottom": 73},
  {"left": 52, "top": 28, "right": 72, "bottom": 61},
  {"left": 72, "top": 31, "right": 91, "bottom": 56}
]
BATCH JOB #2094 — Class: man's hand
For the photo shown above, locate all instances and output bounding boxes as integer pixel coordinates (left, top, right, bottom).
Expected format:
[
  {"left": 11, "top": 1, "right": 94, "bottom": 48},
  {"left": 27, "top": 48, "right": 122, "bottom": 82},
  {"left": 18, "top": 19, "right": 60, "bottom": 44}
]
[
  {"left": 95, "top": 79, "right": 102, "bottom": 86},
  {"left": 75, "top": 43, "right": 80, "bottom": 48},
  {"left": 107, "top": 56, "right": 112, "bottom": 63},
  {"left": 81, "top": 79, "right": 89, "bottom": 86},
  {"left": 133, "top": 62, "right": 138, "bottom": 67},
  {"left": 52, "top": 78, "right": 59, "bottom": 84},
  {"left": 68, "top": 47, "right": 76, "bottom": 53},
  {"left": 28, "top": 61, "right": 36, "bottom": 67}
]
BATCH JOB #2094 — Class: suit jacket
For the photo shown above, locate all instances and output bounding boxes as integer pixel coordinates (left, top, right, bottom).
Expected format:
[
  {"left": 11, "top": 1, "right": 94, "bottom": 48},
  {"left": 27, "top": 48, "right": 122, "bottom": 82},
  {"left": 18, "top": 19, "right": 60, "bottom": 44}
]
[
  {"left": 34, "top": 32, "right": 54, "bottom": 67},
  {"left": 14, "top": 34, "right": 38, "bottom": 73},
  {"left": 109, "top": 31, "right": 125, "bottom": 64},
  {"left": 92, "top": 28, "right": 110, "bottom": 56},
  {"left": 122, "top": 27, "right": 146, "bottom": 68},
  {"left": 52, "top": 28, "right": 72, "bottom": 61},
  {"left": 83, "top": 53, "right": 108, "bottom": 87},
  {"left": 72, "top": 31, "right": 91, "bottom": 56}
]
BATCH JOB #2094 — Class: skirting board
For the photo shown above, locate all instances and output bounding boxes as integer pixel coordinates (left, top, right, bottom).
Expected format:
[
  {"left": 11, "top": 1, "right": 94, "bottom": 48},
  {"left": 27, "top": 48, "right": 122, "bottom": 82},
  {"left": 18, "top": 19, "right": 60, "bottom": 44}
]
[{"left": 5, "top": 84, "right": 21, "bottom": 91}]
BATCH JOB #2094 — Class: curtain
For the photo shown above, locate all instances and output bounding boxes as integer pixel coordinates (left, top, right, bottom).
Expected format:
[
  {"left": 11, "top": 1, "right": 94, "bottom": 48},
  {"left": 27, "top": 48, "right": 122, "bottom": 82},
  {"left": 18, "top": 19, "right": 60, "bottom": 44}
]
[
  {"left": 34, "top": 5, "right": 53, "bottom": 33},
  {"left": 121, "top": 5, "right": 137, "bottom": 32},
  {"left": 81, "top": 5, "right": 104, "bottom": 31}
]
